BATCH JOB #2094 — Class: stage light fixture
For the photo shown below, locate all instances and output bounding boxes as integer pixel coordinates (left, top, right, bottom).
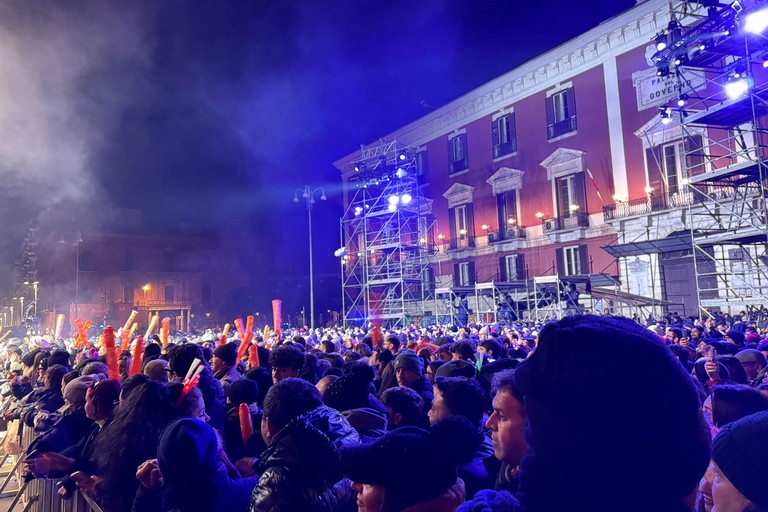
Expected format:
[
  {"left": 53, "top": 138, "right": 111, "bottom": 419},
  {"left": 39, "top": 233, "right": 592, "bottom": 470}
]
[
  {"left": 395, "top": 167, "right": 407, "bottom": 178},
  {"left": 399, "top": 154, "right": 406, "bottom": 161},
  {"left": 744, "top": 8, "right": 768, "bottom": 33},
  {"left": 677, "top": 94, "right": 689, "bottom": 107},
  {"left": 387, "top": 203, "right": 397, "bottom": 212},
  {"left": 400, "top": 193, "right": 412, "bottom": 204},
  {"left": 725, "top": 77, "right": 750, "bottom": 100},
  {"left": 655, "top": 33, "right": 668, "bottom": 51},
  {"left": 388, "top": 195, "right": 399, "bottom": 205},
  {"left": 656, "top": 63, "right": 670, "bottom": 77},
  {"left": 658, "top": 106, "right": 672, "bottom": 125}
]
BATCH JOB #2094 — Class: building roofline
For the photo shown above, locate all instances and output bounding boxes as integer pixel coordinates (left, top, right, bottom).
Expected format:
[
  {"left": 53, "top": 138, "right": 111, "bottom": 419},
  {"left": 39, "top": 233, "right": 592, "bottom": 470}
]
[{"left": 335, "top": 0, "right": 677, "bottom": 174}]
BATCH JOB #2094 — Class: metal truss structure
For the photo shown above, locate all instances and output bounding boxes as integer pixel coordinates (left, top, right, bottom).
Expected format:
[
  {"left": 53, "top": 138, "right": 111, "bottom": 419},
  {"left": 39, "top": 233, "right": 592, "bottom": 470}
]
[
  {"left": 653, "top": 0, "right": 768, "bottom": 317},
  {"left": 341, "top": 140, "right": 436, "bottom": 327}
]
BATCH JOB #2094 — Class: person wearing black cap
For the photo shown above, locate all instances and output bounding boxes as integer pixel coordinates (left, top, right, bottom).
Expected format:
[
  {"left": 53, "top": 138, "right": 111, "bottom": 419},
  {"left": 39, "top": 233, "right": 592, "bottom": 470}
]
[
  {"left": 211, "top": 342, "right": 241, "bottom": 396},
  {"left": 394, "top": 351, "right": 433, "bottom": 420},
  {"left": 710, "top": 411, "right": 768, "bottom": 512},
  {"left": 340, "top": 416, "right": 480, "bottom": 511}
]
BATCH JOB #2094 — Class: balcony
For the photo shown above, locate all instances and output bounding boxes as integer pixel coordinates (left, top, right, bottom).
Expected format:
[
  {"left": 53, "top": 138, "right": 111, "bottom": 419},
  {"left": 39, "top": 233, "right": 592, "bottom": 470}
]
[
  {"left": 603, "top": 192, "right": 697, "bottom": 221},
  {"left": 440, "top": 235, "right": 475, "bottom": 251},
  {"left": 488, "top": 226, "right": 527, "bottom": 243},
  {"left": 542, "top": 212, "right": 589, "bottom": 233},
  {"left": 493, "top": 140, "right": 517, "bottom": 159},
  {"left": 546, "top": 116, "right": 577, "bottom": 140},
  {"left": 449, "top": 157, "right": 469, "bottom": 175}
]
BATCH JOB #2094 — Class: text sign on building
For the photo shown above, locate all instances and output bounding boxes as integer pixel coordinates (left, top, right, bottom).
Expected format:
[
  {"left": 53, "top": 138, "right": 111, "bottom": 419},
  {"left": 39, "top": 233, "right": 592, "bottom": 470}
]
[{"left": 632, "top": 68, "right": 706, "bottom": 111}]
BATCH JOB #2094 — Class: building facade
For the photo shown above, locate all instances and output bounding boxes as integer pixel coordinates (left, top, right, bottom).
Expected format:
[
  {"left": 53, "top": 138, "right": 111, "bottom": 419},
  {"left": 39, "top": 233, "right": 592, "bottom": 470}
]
[
  {"left": 335, "top": 0, "right": 767, "bottom": 324},
  {"left": 9, "top": 206, "right": 256, "bottom": 335}
]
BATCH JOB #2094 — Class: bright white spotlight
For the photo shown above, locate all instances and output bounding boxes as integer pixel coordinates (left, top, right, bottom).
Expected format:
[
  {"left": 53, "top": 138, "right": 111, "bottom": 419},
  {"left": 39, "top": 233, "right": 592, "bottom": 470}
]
[
  {"left": 388, "top": 195, "right": 399, "bottom": 205},
  {"left": 399, "top": 154, "right": 406, "bottom": 161},
  {"left": 744, "top": 8, "right": 768, "bottom": 34},
  {"left": 400, "top": 193, "right": 412, "bottom": 204},
  {"left": 387, "top": 203, "right": 397, "bottom": 212},
  {"left": 395, "top": 168, "right": 407, "bottom": 178},
  {"left": 725, "top": 77, "right": 750, "bottom": 99},
  {"left": 354, "top": 206, "right": 363, "bottom": 216}
]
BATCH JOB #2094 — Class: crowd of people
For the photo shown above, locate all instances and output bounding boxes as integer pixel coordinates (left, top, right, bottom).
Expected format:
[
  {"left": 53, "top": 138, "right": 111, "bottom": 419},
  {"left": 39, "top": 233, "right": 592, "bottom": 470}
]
[{"left": 0, "top": 311, "right": 767, "bottom": 511}]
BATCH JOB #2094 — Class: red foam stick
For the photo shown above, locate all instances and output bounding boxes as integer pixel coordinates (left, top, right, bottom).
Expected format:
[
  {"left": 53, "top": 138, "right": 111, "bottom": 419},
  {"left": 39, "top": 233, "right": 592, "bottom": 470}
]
[
  {"left": 236, "top": 332, "right": 253, "bottom": 366},
  {"left": 129, "top": 336, "right": 145, "bottom": 376},
  {"left": 248, "top": 345, "right": 260, "bottom": 367},
  {"left": 103, "top": 326, "right": 119, "bottom": 380},
  {"left": 239, "top": 403, "right": 253, "bottom": 444},
  {"left": 234, "top": 318, "right": 245, "bottom": 341},
  {"left": 161, "top": 317, "right": 171, "bottom": 346},
  {"left": 220, "top": 323, "right": 230, "bottom": 346}
]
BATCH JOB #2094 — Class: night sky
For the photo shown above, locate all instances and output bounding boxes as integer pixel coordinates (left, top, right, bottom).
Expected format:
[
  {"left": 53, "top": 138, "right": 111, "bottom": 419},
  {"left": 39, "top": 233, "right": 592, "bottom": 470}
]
[{"left": 0, "top": 0, "right": 636, "bottom": 317}]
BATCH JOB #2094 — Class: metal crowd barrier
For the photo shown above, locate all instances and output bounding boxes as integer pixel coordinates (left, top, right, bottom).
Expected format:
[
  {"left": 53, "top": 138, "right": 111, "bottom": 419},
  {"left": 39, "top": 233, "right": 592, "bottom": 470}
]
[{"left": 2, "top": 422, "right": 104, "bottom": 512}]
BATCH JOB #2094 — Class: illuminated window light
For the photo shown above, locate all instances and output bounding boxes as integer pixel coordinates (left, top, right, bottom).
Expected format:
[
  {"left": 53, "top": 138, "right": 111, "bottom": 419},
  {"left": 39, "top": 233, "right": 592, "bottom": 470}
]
[
  {"left": 535, "top": 212, "right": 544, "bottom": 219},
  {"left": 645, "top": 186, "right": 654, "bottom": 194}
]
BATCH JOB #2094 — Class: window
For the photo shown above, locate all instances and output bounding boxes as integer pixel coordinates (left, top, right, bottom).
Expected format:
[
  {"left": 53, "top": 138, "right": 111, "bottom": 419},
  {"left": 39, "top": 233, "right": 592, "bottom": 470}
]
[
  {"left": 496, "top": 191, "right": 518, "bottom": 239},
  {"left": 165, "top": 284, "right": 175, "bottom": 302},
  {"left": 555, "top": 173, "right": 586, "bottom": 218},
  {"left": 123, "top": 285, "right": 134, "bottom": 304},
  {"left": 493, "top": 113, "right": 517, "bottom": 158},
  {"left": 449, "top": 134, "right": 468, "bottom": 174},
  {"left": 202, "top": 285, "right": 212, "bottom": 305},
  {"left": 662, "top": 141, "right": 685, "bottom": 195},
  {"left": 505, "top": 256, "right": 518, "bottom": 282},
  {"left": 458, "top": 262, "right": 471, "bottom": 286},
  {"left": 563, "top": 246, "right": 581, "bottom": 276},
  {"left": 556, "top": 245, "right": 588, "bottom": 276},
  {"left": 546, "top": 88, "right": 577, "bottom": 140},
  {"left": 416, "top": 151, "right": 429, "bottom": 180}
]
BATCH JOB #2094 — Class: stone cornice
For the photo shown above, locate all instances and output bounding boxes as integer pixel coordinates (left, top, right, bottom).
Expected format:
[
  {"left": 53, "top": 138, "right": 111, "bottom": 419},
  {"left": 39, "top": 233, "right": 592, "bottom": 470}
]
[{"left": 335, "top": 0, "right": 685, "bottom": 173}]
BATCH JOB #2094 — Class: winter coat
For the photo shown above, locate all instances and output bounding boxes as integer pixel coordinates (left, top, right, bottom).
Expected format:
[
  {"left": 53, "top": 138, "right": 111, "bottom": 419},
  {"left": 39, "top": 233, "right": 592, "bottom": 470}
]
[
  {"left": 214, "top": 366, "right": 242, "bottom": 397},
  {"left": 460, "top": 435, "right": 495, "bottom": 499},
  {"left": 132, "top": 464, "right": 258, "bottom": 512},
  {"left": 376, "top": 361, "right": 397, "bottom": 397},
  {"left": 341, "top": 407, "right": 387, "bottom": 442},
  {"left": 23, "top": 389, "right": 64, "bottom": 426},
  {"left": 408, "top": 375, "right": 435, "bottom": 413},
  {"left": 28, "top": 407, "right": 94, "bottom": 454},
  {"left": 403, "top": 479, "right": 466, "bottom": 512},
  {"left": 249, "top": 405, "right": 359, "bottom": 512}
]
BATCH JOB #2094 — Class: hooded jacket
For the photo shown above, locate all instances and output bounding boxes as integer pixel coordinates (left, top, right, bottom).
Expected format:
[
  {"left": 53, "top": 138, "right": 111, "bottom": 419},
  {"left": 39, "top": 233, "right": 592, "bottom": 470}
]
[
  {"left": 341, "top": 407, "right": 387, "bottom": 442},
  {"left": 249, "top": 405, "right": 358, "bottom": 512}
]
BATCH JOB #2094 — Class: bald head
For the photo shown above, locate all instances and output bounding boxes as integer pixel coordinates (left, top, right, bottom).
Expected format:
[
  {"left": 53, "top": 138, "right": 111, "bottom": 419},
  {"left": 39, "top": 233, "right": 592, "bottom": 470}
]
[{"left": 144, "top": 359, "right": 169, "bottom": 382}]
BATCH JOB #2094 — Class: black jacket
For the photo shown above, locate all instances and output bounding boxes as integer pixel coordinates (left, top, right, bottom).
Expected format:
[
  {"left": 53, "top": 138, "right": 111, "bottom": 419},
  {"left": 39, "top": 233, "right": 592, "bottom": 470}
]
[{"left": 249, "top": 405, "right": 358, "bottom": 512}]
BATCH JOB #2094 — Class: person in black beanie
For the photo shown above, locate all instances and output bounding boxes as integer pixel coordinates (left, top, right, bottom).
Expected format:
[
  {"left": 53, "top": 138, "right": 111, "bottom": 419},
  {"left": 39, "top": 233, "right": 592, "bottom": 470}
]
[
  {"left": 710, "top": 410, "right": 768, "bottom": 512},
  {"left": 340, "top": 416, "right": 480, "bottom": 511},
  {"left": 394, "top": 351, "right": 433, "bottom": 419},
  {"left": 211, "top": 342, "right": 241, "bottom": 396},
  {"left": 509, "top": 315, "right": 709, "bottom": 512},
  {"left": 323, "top": 362, "right": 387, "bottom": 442}
]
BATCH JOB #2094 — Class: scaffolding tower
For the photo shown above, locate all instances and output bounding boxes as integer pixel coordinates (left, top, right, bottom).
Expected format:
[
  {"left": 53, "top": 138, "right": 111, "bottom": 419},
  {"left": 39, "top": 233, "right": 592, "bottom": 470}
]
[
  {"left": 341, "top": 140, "right": 436, "bottom": 327},
  {"left": 652, "top": 0, "right": 768, "bottom": 318}
]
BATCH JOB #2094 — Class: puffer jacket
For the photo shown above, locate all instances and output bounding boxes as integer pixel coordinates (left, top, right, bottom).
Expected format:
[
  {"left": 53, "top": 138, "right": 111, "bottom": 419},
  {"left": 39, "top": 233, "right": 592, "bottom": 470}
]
[
  {"left": 342, "top": 407, "right": 387, "bottom": 442},
  {"left": 249, "top": 405, "right": 359, "bottom": 512}
]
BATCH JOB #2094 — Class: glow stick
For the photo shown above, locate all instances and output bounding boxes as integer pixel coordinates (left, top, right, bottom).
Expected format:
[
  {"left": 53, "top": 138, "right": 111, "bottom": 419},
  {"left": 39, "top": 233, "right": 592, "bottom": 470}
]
[
  {"left": 239, "top": 403, "right": 253, "bottom": 443},
  {"left": 219, "top": 323, "right": 230, "bottom": 346},
  {"left": 144, "top": 313, "right": 159, "bottom": 340},
  {"left": 234, "top": 318, "right": 245, "bottom": 341},
  {"left": 103, "top": 326, "right": 118, "bottom": 380},
  {"left": 272, "top": 300, "right": 282, "bottom": 337},
  {"left": 129, "top": 335, "right": 144, "bottom": 376},
  {"left": 248, "top": 345, "right": 260, "bottom": 367},
  {"left": 161, "top": 317, "right": 171, "bottom": 346},
  {"left": 54, "top": 314, "right": 65, "bottom": 339},
  {"left": 121, "top": 310, "right": 138, "bottom": 350}
]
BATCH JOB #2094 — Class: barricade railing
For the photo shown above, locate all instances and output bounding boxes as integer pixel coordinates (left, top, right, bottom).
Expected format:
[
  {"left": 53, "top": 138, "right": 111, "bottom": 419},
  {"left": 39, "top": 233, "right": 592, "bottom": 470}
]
[{"left": 3, "top": 422, "right": 104, "bottom": 512}]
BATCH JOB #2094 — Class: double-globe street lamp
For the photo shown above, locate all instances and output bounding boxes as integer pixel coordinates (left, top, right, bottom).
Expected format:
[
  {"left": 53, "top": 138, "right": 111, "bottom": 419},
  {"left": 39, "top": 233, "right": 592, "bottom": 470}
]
[{"left": 293, "top": 186, "right": 326, "bottom": 330}]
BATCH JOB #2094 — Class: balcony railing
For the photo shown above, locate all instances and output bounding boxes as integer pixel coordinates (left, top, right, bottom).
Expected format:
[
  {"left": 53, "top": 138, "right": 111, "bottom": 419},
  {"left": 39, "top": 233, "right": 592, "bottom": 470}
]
[
  {"left": 603, "top": 191, "right": 698, "bottom": 221},
  {"left": 542, "top": 212, "right": 589, "bottom": 233},
  {"left": 449, "top": 157, "right": 469, "bottom": 175},
  {"left": 488, "top": 226, "right": 527, "bottom": 243},
  {"left": 547, "top": 116, "right": 577, "bottom": 140},
  {"left": 445, "top": 235, "right": 476, "bottom": 251},
  {"left": 493, "top": 140, "right": 517, "bottom": 158}
]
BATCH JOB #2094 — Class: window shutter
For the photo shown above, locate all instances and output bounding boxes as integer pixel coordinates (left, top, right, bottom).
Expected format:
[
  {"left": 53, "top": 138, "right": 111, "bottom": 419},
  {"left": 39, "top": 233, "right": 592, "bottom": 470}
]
[
  {"left": 565, "top": 87, "right": 577, "bottom": 118},
  {"left": 499, "top": 256, "right": 508, "bottom": 282},
  {"left": 453, "top": 264, "right": 460, "bottom": 287},
  {"left": 578, "top": 245, "right": 589, "bottom": 275},
  {"left": 460, "top": 134, "right": 468, "bottom": 165},
  {"left": 447, "top": 138, "right": 454, "bottom": 163},
  {"left": 465, "top": 203, "right": 475, "bottom": 246},
  {"left": 516, "top": 254, "right": 526, "bottom": 280},
  {"left": 646, "top": 147, "right": 664, "bottom": 196},
  {"left": 545, "top": 96, "right": 555, "bottom": 129},
  {"left": 492, "top": 119, "right": 500, "bottom": 148},
  {"left": 496, "top": 194, "right": 506, "bottom": 238},
  {"left": 555, "top": 247, "right": 564, "bottom": 276},
  {"left": 509, "top": 113, "right": 517, "bottom": 144},
  {"left": 572, "top": 172, "right": 587, "bottom": 211},
  {"left": 448, "top": 208, "right": 457, "bottom": 244},
  {"left": 468, "top": 261, "right": 476, "bottom": 285},
  {"left": 684, "top": 135, "right": 705, "bottom": 176}
]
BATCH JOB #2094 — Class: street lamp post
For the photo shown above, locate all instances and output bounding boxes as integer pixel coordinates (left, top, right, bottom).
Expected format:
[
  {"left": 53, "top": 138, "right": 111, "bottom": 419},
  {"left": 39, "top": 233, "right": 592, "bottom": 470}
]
[
  {"left": 294, "top": 185, "right": 326, "bottom": 330},
  {"left": 74, "top": 232, "right": 83, "bottom": 320}
]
